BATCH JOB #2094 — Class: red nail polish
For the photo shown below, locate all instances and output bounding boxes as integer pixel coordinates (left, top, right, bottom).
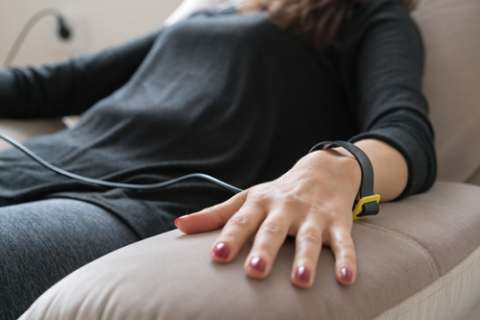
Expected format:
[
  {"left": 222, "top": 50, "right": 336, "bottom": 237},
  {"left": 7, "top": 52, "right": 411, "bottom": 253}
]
[
  {"left": 295, "top": 265, "right": 310, "bottom": 283},
  {"left": 340, "top": 267, "right": 353, "bottom": 282},
  {"left": 213, "top": 242, "right": 230, "bottom": 259},
  {"left": 249, "top": 256, "right": 266, "bottom": 273}
]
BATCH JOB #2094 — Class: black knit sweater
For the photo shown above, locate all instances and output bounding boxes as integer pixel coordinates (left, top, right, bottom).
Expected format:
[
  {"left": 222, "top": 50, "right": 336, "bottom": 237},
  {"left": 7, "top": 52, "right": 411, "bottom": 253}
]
[{"left": 0, "top": 0, "right": 436, "bottom": 239}]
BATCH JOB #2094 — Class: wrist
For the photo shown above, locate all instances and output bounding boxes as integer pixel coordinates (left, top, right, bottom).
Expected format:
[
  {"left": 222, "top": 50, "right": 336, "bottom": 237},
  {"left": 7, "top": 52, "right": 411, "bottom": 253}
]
[
  {"left": 306, "top": 140, "right": 382, "bottom": 219},
  {"left": 303, "top": 148, "right": 362, "bottom": 199},
  {"left": 329, "top": 147, "right": 362, "bottom": 197}
]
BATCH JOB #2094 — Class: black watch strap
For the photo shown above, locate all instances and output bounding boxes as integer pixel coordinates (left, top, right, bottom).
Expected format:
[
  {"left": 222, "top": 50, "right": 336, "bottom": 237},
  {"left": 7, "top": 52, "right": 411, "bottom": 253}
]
[{"left": 308, "top": 140, "right": 381, "bottom": 220}]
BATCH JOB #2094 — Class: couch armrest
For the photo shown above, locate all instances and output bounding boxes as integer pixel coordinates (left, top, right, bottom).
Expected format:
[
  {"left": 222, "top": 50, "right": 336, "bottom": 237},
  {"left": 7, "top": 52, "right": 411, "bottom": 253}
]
[
  {"left": 0, "top": 119, "right": 66, "bottom": 151},
  {"left": 18, "top": 181, "right": 480, "bottom": 320}
]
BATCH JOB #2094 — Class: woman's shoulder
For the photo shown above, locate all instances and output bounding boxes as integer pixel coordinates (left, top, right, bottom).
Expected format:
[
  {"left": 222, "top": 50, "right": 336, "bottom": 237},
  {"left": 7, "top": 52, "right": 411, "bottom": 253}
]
[
  {"left": 350, "top": 0, "right": 412, "bottom": 25},
  {"left": 336, "top": 0, "right": 417, "bottom": 44}
]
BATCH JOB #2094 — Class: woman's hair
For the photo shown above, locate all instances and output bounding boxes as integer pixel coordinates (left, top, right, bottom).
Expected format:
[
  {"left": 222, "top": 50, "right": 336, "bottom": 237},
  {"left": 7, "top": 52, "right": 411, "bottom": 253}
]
[{"left": 238, "top": 0, "right": 417, "bottom": 49}]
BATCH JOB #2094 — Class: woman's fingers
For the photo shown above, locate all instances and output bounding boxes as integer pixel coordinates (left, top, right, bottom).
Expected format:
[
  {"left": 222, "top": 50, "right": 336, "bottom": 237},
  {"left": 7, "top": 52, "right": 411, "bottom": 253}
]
[
  {"left": 175, "top": 190, "right": 248, "bottom": 234},
  {"left": 291, "top": 216, "right": 325, "bottom": 288},
  {"left": 210, "top": 199, "right": 266, "bottom": 263},
  {"left": 177, "top": 180, "right": 358, "bottom": 289},
  {"left": 328, "top": 222, "right": 357, "bottom": 285},
  {"left": 242, "top": 206, "right": 293, "bottom": 279}
]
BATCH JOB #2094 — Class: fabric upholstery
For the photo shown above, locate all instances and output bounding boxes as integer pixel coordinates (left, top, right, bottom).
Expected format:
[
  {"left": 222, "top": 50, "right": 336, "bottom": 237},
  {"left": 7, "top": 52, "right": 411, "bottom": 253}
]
[
  {"left": 412, "top": 0, "right": 480, "bottom": 183},
  {"left": 466, "top": 167, "right": 480, "bottom": 187},
  {"left": 18, "top": 182, "right": 480, "bottom": 319},
  {"left": 375, "top": 243, "right": 480, "bottom": 320}
]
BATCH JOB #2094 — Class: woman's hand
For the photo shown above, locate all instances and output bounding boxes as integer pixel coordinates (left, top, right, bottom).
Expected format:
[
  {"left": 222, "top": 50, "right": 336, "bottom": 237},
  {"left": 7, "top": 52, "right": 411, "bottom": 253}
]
[{"left": 175, "top": 148, "right": 362, "bottom": 289}]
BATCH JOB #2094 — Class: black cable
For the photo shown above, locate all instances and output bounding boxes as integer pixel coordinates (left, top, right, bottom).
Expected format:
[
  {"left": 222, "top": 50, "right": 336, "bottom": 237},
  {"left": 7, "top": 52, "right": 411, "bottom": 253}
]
[
  {"left": 0, "top": 132, "right": 243, "bottom": 194},
  {"left": 4, "top": 8, "right": 73, "bottom": 67}
]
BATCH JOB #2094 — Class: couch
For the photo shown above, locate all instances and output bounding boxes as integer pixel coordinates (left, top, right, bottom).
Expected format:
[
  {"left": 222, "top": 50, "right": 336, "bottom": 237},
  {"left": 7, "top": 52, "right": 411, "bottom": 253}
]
[{"left": 3, "top": 0, "right": 479, "bottom": 318}]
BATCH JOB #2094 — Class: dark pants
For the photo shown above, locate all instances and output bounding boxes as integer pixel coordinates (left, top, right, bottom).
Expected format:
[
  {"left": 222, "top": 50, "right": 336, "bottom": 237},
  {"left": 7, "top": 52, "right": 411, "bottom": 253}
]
[{"left": 0, "top": 198, "right": 141, "bottom": 320}]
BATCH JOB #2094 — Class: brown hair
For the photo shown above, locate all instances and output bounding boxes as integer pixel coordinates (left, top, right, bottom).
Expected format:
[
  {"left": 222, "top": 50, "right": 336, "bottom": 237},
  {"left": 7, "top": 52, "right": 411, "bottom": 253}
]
[{"left": 238, "top": 0, "right": 416, "bottom": 49}]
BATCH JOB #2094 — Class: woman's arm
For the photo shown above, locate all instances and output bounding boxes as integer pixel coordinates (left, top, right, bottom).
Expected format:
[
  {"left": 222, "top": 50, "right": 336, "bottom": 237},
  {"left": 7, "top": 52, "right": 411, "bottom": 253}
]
[
  {"left": 322, "top": 138, "right": 408, "bottom": 202},
  {"left": 337, "top": 0, "right": 437, "bottom": 202},
  {"left": 175, "top": 0, "right": 438, "bottom": 291},
  {"left": 0, "top": 29, "right": 162, "bottom": 119}
]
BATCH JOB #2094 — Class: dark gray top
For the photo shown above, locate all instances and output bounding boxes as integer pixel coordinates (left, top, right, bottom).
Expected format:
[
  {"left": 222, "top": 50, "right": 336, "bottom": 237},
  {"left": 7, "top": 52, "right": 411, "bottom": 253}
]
[{"left": 0, "top": 0, "right": 436, "bottom": 239}]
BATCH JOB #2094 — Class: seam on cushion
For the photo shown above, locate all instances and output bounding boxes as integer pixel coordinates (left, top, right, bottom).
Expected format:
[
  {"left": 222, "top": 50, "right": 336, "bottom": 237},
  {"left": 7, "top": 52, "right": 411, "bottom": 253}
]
[
  {"left": 358, "top": 221, "right": 441, "bottom": 278},
  {"left": 395, "top": 248, "right": 480, "bottom": 319},
  {"left": 373, "top": 239, "right": 480, "bottom": 320},
  {"left": 96, "top": 282, "right": 117, "bottom": 320},
  {"left": 465, "top": 163, "right": 480, "bottom": 185},
  {"left": 42, "top": 281, "right": 64, "bottom": 320}
]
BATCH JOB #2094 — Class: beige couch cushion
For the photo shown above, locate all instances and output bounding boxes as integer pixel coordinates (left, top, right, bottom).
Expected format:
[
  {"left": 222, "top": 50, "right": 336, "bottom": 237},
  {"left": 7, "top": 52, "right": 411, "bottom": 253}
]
[
  {"left": 18, "top": 182, "right": 480, "bottom": 319},
  {"left": 412, "top": 0, "right": 480, "bottom": 183}
]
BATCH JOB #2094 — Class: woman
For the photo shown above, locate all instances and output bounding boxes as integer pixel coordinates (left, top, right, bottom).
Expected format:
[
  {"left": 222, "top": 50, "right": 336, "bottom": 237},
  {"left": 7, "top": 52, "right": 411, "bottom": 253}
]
[{"left": 0, "top": 0, "right": 436, "bottom": 318}]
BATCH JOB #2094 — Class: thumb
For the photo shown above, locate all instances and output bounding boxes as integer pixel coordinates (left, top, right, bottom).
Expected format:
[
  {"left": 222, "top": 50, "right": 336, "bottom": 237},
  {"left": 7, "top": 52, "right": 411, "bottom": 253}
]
[{"left": 175, "top": 190, "right": 247, "bottom": 234}]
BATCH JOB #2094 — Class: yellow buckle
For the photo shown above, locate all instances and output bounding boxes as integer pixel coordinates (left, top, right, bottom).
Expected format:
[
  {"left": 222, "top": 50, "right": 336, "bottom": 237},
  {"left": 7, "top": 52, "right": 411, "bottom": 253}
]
[{"left": 352, "top": 194, "right": 381, "bottom": 221}]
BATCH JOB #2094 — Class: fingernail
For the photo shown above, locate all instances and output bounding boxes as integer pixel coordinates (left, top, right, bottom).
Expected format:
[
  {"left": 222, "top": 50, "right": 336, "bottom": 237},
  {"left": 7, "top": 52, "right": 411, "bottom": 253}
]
[
  {"left": 295, "top": 265, "right": 310, "bottom": 283},
  {"left": 212, "top": 242, "right": 230, "bottom": 259},
  {"left": 249, "top": 256, "right": 266, "bottom": 273},
  {"left": 174, "top": 217, "right": 185, "bottom": 227},
  {"left": 340, "top": 266, "right": 353, "bottom": 283}
]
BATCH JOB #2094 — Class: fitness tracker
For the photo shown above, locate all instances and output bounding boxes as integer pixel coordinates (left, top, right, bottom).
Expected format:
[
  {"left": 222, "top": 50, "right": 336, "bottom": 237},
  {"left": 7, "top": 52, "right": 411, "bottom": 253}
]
[{"left": 308, "top": 140, "right": 381, "bottom": 221}]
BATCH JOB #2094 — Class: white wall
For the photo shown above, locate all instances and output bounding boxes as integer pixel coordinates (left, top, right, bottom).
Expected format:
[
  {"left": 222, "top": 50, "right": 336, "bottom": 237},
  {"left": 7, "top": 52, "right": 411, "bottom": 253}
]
[{"left": 0, "top": 0, "right": 182, "bottom": 66}]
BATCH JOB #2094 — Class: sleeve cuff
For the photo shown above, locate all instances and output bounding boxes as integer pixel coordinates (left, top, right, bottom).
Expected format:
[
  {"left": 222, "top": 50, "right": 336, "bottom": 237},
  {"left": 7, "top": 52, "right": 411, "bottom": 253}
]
[{"left": 347, "top": 126, "right": 436, "bottom": 201}]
